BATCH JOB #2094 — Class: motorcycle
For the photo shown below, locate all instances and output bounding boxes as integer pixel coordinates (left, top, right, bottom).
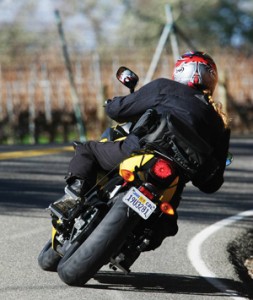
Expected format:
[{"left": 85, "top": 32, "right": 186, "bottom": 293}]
[{"left": 38, "top": 67, "right": 233, "bottom": 286}]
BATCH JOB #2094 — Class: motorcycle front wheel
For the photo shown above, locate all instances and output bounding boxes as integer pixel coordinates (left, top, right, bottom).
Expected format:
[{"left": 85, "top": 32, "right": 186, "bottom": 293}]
[
  {"left": 57, "top": 192, "right": 139, "bottom": 286},
  {"left": 38, "top": 239, "right": 61, "bottom": 272}
]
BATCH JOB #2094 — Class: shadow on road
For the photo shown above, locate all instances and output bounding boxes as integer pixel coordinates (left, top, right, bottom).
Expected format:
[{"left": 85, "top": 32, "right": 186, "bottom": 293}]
[
  {"left": 0, "top": 177, "right": 63, "bottom": 214},
  {"left": 0, "top": 139, "right": 252, "bottom": 220},
  {"left": 89, "top": 271, "right": 250, "bottom": 298}
]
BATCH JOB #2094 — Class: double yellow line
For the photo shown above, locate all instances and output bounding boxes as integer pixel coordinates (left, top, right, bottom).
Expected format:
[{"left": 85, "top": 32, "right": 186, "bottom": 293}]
[{"left": 0, "top": 146, "right": 73, "bottom": 160}]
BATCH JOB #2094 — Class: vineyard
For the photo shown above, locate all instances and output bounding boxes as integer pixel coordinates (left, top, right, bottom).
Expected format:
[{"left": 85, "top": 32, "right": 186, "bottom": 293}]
[{"left": 0, "top": 52, "right": 252, "bottom": 144}]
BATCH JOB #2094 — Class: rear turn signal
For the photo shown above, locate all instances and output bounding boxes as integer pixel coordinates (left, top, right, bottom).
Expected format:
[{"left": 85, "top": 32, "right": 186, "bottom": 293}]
[
  {"left": 152, "top": 159, "right": 173, "bottom": 179},
  {"left": 120, "top": 169, "right": 135, "bottom": 182},
  {"left": 160, "top": 202, "right": 174, "bottom": 215}
]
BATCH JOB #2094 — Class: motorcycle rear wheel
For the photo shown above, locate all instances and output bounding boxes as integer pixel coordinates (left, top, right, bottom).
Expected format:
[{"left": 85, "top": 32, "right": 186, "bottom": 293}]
[{"left": 57, "top": 192, "right": 138, "bottom": 286}]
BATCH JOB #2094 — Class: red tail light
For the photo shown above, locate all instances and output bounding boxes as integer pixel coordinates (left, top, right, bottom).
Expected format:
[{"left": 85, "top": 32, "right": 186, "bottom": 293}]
[
  {"left": 139, "top": 186, "right": 154, "bottom": 200},
  {"left": 151, "top": 159, "right": 173, "bottom": 179}
]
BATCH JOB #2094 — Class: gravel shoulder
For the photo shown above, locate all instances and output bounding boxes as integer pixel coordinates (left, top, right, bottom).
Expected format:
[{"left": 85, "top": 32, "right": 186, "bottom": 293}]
[{"left": 228, "top": 228, "right": 253, "bottom": 299}]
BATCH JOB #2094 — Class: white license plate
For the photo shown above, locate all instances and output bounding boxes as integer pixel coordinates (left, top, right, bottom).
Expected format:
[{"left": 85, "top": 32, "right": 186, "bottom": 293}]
[{"left": 122, "top": 187, "right": 156, "bottom": 220}]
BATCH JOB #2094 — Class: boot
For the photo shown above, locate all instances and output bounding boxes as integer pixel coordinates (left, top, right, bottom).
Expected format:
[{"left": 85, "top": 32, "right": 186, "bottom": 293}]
[
  {"left": 52, "top": 179, "right": 86, "bottom": 216},
  {"left": 64, "top": 178, "right": 85, "bottom": 201}
]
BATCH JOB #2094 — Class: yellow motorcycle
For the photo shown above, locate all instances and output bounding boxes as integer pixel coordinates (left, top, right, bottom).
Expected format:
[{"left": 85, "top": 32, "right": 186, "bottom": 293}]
[{"left": 38, "top": 67, "right": 232, "bottom": 286}]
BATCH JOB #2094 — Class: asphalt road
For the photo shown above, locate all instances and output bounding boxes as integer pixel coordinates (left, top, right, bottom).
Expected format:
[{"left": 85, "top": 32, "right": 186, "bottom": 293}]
[{"left": 0, "top": 138, "right": 252, "bottom": 300}]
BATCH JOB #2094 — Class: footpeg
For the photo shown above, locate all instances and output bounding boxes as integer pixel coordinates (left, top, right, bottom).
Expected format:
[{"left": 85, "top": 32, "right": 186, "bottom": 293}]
[{"left": 109, "top": 254, "right": 130, "bottom": 274}]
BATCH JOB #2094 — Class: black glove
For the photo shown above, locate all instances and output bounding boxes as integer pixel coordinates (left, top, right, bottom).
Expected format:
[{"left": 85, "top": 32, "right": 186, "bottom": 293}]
[{"left": 131, "top": 109, "right": 158, "bottom": 138}]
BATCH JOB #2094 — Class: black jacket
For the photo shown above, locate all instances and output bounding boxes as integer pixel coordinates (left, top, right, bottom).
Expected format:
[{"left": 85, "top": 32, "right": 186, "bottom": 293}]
[{"left": 106, "top": 78, "right": 230, "bottom": 193}]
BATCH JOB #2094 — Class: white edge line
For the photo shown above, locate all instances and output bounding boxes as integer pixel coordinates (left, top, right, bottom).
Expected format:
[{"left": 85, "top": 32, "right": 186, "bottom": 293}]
[{"left": 187, "top": 210, "right": 253, "bottom": 300}]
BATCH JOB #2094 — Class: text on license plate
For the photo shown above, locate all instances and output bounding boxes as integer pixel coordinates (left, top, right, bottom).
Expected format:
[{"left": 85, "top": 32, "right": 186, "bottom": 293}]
[{"left": 122, "top": 187, "right": 156, "bottom": 220}]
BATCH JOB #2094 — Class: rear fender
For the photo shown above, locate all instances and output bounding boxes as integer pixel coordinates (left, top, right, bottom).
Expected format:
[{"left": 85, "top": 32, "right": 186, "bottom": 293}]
[
  {"left": 119, "top": 154, "right": 154, "bottom": 175},
  {"left": 159, "top": 176, "right": 179, "bottom": 202}
]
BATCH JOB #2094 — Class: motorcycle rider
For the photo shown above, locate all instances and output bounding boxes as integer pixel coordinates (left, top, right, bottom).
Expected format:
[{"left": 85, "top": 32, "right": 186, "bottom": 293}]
[{"left": 53, "top": 51, "right": 230, "bottom": 250}]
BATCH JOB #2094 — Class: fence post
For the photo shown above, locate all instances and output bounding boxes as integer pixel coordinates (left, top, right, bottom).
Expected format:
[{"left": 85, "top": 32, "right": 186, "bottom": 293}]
[
  {"left": 165, "top": 4, "right": 179, "bottom": 62},
  {"left": 218, "top": 71, "right": 227, "bottom": 114},
  {"left": 93, "top": 53, "right": 105, "bottom": 126},
  {"left": 41, "top": 63, "right": 52, "bottom": 124},
  {"left": 144, "top": 4, "right": 179, "bottom": 84},
  {"left": 28, "top": 65, "right": 36, "bottom": 144},
  {"left": 6, "top": 82, "right": 14, "bottom": 143},
  {"left": 54, "top": 9, "right": 86, "bottom": 142}
]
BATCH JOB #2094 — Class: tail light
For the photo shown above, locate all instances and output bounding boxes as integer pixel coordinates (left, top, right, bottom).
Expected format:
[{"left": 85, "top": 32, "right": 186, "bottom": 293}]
[
  {"left": 151, "top": 159, "right": 173, "bottom": 179},
  {"left": 139, "top": 185, "right": 154, "bottom": 200}
]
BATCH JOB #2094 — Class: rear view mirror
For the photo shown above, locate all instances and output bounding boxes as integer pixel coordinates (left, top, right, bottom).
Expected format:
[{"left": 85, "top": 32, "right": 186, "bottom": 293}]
[{"left": 116, "top": 66, "right": 139, "bottom": 93}]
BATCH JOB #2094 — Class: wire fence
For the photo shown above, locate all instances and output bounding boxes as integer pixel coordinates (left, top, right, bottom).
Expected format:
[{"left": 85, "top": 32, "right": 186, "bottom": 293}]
[{"left": 0, "top": 52, "right": 252, "bottom": 144}]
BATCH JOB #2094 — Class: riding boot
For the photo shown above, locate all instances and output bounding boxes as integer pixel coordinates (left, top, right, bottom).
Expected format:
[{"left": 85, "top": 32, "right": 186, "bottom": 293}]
[
  {"left": 52, "top": 178, "right": 86, "bottom": 216},
  {"left": 64, "top": 178, "right": 86, "bottom": 201}
]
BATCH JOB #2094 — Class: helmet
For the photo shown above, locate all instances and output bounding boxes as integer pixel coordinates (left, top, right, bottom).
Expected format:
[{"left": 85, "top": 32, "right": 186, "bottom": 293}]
[{"left": 172, "top": 51, "right": 218, "bottom": 95}]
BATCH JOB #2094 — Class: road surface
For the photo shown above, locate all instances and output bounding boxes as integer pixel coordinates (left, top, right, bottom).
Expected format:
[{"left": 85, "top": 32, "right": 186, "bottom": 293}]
[{"left": 0, "top": 138, "right": 252, "bottom": 300}]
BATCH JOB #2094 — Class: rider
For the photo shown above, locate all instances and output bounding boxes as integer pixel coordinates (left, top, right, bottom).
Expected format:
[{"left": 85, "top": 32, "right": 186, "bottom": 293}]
[{"left": 54, "top": 51, "right": 230, "bottom": 250}]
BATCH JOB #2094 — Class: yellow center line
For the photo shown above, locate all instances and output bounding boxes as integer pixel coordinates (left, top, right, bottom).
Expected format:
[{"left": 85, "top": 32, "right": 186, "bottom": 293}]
[{"left": 0, "top": 146, "right": 74, "bottom": 160}]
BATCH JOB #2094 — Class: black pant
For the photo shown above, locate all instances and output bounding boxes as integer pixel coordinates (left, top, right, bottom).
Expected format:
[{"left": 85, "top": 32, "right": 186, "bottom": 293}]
[{"left": 67, "top": 134, "right": 141, "bottom": 189}]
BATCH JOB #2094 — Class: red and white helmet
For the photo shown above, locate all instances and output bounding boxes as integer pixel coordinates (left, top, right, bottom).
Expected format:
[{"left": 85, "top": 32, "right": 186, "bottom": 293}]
[{"left": 172, "top": 51, "right": 218, "bottom": 95}]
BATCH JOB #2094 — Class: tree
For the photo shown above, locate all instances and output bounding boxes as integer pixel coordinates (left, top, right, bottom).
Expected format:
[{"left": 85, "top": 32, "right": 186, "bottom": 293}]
[
  {"left": 116, "top": 0, "right": 253, "bottom": 53},
  {"left": 175, "top": 0, "right": 253, "bottom": 49}
]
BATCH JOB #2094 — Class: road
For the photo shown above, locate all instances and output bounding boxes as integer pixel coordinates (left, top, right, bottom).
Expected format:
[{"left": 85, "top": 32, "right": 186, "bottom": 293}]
[{"left": 0, "top": 138, "right": 252, "bottom": 300}]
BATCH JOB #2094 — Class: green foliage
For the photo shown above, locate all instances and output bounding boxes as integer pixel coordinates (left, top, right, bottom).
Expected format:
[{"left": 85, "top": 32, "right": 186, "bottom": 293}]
[
  {"left": 175, "top": 0, "right": 253, "bottom": 49},
  {"left": 116, "top": 0, "right": 253, "bottom": 53}
]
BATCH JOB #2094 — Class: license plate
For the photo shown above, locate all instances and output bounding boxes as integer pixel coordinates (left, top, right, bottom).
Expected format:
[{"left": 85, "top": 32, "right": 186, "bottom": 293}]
[{"left": 122, "top": 187, "right": 156, "bottom": 220}]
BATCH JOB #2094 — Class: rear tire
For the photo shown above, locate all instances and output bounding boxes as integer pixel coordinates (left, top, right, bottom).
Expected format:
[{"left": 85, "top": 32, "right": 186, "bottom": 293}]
[{"left": 57, "top": 193, "right": 139, "bottom": 286}]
